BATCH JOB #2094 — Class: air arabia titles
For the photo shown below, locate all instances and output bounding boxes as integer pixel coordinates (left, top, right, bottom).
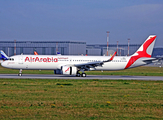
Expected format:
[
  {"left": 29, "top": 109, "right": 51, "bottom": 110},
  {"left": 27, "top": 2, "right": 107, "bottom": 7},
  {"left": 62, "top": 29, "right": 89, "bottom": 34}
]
[{"left": 25, "top": 57, "right": 58, "bottom": 62}]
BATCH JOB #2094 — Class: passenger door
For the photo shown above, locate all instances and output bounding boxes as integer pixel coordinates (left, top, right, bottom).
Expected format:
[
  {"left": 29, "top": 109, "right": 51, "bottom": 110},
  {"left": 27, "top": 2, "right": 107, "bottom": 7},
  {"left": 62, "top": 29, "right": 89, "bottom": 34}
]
[{"left": 19, "top": 56, "right": 23, "bottom": 64}]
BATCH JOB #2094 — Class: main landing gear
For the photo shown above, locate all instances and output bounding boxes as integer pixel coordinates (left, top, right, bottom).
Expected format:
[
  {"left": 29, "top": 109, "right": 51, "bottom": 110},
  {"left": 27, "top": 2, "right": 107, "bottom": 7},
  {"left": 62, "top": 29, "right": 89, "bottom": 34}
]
[
  {"left": 76, "top": 71, "right": 86, "bottom": 77},
  {"left": 18, "top": 69, "right": 22, "bottom": 76}
]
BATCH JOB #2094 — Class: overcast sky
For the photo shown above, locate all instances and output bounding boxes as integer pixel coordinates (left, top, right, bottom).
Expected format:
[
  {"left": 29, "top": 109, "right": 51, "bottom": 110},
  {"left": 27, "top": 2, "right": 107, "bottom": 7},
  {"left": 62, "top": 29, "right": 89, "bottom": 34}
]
[{"left": 0, "top": 0, "right": 163, "bottom": 47}]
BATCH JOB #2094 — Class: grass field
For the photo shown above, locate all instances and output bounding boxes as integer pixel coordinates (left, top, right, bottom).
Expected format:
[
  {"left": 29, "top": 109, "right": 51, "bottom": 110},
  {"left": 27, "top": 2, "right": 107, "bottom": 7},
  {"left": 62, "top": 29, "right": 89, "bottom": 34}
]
[
  {"left": 0, "top": 79, "right": 163, "bottom": 119},
  {"left": 1, "top": 64, "right": 163, "bottom": 76},
  {"left": 0, "top": 65, "right": 163, "bottom": 119}
]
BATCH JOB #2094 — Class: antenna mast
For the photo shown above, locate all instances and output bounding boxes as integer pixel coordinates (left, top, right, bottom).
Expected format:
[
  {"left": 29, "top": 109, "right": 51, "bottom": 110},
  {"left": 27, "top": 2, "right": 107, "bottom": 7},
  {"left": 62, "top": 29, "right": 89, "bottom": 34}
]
[{"left": 106, "top": 31, "right": 109, "bottom": 56}]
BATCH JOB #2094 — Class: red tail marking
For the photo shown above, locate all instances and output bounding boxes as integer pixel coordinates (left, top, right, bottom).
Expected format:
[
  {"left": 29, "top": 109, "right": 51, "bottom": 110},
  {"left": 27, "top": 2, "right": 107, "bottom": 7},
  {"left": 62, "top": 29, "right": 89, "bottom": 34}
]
[
  {"left": 34, "top": 51, "right": 38, "bottom": 55},
  {"left": 125, "top": 36, "right": 156, "bottom": 69}
]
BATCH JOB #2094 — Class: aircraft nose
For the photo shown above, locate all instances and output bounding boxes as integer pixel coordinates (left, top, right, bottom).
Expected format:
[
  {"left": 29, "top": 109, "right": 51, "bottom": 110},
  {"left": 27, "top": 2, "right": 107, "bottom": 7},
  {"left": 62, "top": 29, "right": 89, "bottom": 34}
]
[{"left": 1, "top": 61, "right": 7, "bottom": 67}]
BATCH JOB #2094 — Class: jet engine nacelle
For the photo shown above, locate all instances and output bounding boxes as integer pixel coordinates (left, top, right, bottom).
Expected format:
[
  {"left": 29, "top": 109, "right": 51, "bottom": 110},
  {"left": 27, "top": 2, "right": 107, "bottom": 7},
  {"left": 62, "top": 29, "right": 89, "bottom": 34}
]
[{"left": 62, "top": 66, "right": 77, "bottom": 75}]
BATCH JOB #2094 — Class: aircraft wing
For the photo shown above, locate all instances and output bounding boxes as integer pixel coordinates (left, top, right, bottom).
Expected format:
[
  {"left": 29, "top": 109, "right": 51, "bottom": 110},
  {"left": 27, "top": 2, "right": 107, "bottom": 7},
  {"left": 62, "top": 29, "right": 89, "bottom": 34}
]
[
  {"left": 74, "top": 51, "right": 117, "bottom": 71},
  {"left": 74, "top": 61, "right": 104, "bottom": 70}
]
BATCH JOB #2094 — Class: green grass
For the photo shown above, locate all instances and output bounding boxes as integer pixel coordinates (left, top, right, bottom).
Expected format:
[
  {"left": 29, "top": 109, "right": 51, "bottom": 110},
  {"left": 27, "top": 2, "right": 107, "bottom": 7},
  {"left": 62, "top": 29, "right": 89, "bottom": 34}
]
[
  {"left": 0, "top": 79, "right": 163, "bottom": 119},
  {"left": 1, "top": 64, "right": 163, "bottom": 76}
]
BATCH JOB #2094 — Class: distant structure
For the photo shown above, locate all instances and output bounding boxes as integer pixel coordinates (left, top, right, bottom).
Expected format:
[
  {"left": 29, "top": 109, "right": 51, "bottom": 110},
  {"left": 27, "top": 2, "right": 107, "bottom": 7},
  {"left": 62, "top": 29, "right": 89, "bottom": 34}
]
[
  {"left": 117, "top": 41, "right": 119, "bottom": 56},
  {"left": 0, "top": 41, "right": 86, "bottom": 56},
  {"left": 14, "top": 40, "right": 16, "bottom": 55},
  {"left": 106, "top": 31, "right": 109, "bottom": 56},
  {"left": 152, "top": 47, "right": 163, "bottom": 57},
  {"left": 86, "top": 44, "right": 141, "bottom": 56},
  {"left": 56, "top": 42, "right": 58, "bottom": 55},
  {"left": 0, "top": 40, "right": 162, "bottom": 57},
  {"left": 128, "top": 38, "right": 130, "bottom": 56}
]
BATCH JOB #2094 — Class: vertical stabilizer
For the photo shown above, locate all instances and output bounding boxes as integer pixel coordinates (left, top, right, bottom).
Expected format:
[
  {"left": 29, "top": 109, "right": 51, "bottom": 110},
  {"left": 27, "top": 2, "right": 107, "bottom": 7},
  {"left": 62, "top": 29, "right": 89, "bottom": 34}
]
[
  {"left": 132, "top": 35, "right": 156, "bottom": 57},
  {"left": 0, "top": 50, "right": 9, "bottom": 60},
  {"left": 34, "top": 51, "right": 38, "bottom": 55},
  {"left": 125, "top": 35, "right": 156, "bottom": 69}
]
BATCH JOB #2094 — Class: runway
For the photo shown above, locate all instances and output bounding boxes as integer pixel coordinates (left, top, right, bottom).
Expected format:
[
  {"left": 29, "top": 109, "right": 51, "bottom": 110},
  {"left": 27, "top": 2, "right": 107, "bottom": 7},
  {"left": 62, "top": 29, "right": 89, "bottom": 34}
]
[{"left": 0, "top": 74, "right": 163, "bottom": 80}]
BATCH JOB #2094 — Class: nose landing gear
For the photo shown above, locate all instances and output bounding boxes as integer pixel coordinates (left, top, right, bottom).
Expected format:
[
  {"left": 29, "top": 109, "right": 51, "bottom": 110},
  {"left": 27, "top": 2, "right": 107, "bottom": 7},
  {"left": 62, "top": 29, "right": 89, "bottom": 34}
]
[{"left": 18, "top": 69, "right": 22, "bottom": 76}]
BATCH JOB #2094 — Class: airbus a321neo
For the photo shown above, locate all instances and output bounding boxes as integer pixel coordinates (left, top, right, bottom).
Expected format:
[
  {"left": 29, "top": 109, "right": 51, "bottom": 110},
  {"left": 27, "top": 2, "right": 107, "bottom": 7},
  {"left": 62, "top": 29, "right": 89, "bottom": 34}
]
[{"left": 1, "top": 35, "right": 158, "bottom": 77}]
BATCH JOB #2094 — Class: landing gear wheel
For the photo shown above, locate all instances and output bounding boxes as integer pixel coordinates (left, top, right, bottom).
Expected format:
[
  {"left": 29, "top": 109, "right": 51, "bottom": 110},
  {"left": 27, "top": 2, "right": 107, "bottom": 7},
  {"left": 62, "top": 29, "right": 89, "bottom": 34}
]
[
  {"left": 76, "top": 73, "right": 80, "bottom": 77},
  {"left": 81, "top": 73, "right": 86, "bottom": 77},
  {"left": 18, "top": 73, "right": 22, "bottom": 76}
]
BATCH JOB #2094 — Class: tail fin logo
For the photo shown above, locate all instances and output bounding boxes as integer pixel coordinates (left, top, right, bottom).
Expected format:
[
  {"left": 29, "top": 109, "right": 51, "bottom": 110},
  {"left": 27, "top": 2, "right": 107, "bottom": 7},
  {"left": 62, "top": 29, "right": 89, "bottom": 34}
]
[
  {"left": 0, "top": 50, "right": 9, "bottom": 60},
  {"left": 125, "top": 35, "right": 156, "bottom": 69},
  {"left": 34, "top": 51, "right": 38, "bottom": 55},
  {"left": 134, "top": 36, "right": 156, "bottom": 58}
]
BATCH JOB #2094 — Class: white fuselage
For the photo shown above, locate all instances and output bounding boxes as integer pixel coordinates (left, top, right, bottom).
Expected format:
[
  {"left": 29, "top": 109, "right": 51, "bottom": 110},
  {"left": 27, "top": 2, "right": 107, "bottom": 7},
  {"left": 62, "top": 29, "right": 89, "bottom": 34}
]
[{"left": 1, "top": 55, "right": 147, "bottom": 71}]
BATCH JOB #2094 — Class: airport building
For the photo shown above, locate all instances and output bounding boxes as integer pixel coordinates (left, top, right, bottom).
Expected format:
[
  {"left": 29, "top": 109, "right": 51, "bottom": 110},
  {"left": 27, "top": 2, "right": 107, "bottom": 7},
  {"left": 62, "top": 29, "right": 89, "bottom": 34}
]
[
  {"left": 0, "top": 40, "right": 162, "bottom": 57},
  {"left": 0, "top": 41, "right": 86, "bottom": 56},
  {"left": 86, "top": 44, "right": 141, "bottom": 56}
]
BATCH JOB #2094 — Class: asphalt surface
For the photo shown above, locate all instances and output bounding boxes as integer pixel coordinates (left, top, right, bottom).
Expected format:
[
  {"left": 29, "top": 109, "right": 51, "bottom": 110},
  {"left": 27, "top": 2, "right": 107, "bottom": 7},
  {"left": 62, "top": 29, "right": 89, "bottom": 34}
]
[{"left": 0, "top": 74, "right": 163, "bottom": 80}]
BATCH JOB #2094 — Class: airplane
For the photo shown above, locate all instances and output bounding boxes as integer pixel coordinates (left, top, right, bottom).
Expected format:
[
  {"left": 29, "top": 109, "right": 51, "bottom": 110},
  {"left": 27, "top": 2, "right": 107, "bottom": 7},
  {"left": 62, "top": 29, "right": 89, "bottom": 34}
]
[
  {"left": 34, "top": 51, "right": 38, "bottom": 55},
  {"left": 56, "top": 51, "right": 61, "bottom": 55},
  {"left": 1, "top": 35, "right": 158, "bottom": 77},
  {"left": 34, "top": 51, "right": 61, "bottom": 55},
  {"left": 0, "top": 50, "right": 9, "bottom": 60}
]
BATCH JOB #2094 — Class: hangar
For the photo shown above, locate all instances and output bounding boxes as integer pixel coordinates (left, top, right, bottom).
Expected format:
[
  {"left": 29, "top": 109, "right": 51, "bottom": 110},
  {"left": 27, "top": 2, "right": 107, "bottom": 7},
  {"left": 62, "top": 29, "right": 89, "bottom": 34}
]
[
  {"left": 0, "top": 41, "right": 86, "bottom": 56},
  {"left": 0, "top": 40, "right": 161, "bottom": 57}
]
